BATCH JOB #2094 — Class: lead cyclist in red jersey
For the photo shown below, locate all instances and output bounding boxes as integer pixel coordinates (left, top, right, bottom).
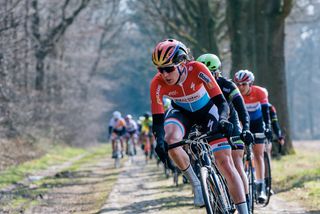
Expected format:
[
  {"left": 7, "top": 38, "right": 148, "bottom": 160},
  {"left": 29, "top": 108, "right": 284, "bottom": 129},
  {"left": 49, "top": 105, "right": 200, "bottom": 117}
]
[
  {"left": 234, "top": 70, "right": 272, "bottom": 204},
  {"left": 150, "top": 39, "right": 248, "bottom": 213}
]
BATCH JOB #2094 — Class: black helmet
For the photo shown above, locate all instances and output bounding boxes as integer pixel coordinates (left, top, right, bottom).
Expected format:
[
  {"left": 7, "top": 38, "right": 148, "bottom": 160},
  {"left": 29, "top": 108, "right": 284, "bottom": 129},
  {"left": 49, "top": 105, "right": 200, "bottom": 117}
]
[{"left": 144, "top": 112, "right": 151, "bottom": 118}]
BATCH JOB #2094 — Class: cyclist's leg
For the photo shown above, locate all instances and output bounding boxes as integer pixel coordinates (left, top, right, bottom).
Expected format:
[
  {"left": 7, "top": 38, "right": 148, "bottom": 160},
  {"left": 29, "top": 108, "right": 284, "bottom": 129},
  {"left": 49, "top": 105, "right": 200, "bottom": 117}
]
[
  {"left": 232, "top": 148, "right": 248, "bottom": 193},
  {"left": 212, "top": 143, "right": 248, "bottom": 214},
  {"left": 252, "top": 138, "right": 266, "bottom": 202},
  {"left": 164, "top": 111, "right": 203, "bottom": 207}
]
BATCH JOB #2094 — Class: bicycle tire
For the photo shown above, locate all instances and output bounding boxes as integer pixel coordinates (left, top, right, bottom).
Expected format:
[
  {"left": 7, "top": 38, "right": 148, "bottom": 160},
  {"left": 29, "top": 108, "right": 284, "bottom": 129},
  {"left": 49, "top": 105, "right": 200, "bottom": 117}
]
[
  {"left": 114, "top": 139, "right": 121, "bottom": 168},
  {"left": 200, "top": 166, "right": 231, "bottom": 214},
  {"left": 263, "top": 151, "right": 272, "bottom": 206},
  {"left": 173, "top": 169, "right": 179, "bottom": 186},
  {"left": 245, "top": 160, "right": 255, "bottom": 213}
]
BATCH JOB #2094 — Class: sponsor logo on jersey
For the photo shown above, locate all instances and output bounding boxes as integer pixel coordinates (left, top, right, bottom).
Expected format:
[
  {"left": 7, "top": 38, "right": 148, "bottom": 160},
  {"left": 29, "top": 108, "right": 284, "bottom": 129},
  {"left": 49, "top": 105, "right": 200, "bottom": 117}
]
[
  {"left": 198, "top": 72, "right": 211, "bottom": 84},
  {"left": 168, "top": 90, "right": 177, "bottom": 96},
  {"left": 190, "top": 82, "right": 195, "bottom": 91},
  {"left": 222, "top": 87, "right": 231, "bottom": 93},
  {"left": 156, "top": 84, "right": 162, "bottom": 104}
]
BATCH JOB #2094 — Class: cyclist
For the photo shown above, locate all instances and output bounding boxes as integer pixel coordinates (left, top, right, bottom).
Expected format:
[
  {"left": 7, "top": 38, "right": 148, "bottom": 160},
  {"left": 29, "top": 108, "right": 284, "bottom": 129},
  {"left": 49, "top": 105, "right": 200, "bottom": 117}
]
[
  {"left": 269, "top": 103, "right": 285, "bottom": 156},
  {"left": 150, "top": 39, "right": 248, "bottom": 213},
  {"left": 124, "top": 114, "right": 138, "bottom": 155},
  {"left": 108, "top": 111, "right": 126, "bottom": 158},
  {"left": 140, "top": 112, "right": 155, "bottom": 161},
  {"left": 234, "top": 70, "right": 272, "bottom": 204},
  {"left": 197, "top": 53, "right": 254, "bottom": 210}
]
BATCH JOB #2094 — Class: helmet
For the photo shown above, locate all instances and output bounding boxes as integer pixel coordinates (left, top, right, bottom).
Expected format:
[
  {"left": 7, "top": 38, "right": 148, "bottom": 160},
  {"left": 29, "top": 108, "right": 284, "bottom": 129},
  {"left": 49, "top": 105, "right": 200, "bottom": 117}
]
[
  {"left": 152, "top": 39, "right": 190, "bottom": 67},
  {"left": 196, "top": 54, "right": 221, "bottom": 72},
  {"left": 163, "top": 97, "right": 171, "bottom": 110},
  {"left": 234, "top": 70, "right": 255, "bottom": 84},
  {"left": 112, "top": 111, "right": 121, "bottom": 119},
  {"left": 125, "top": 114, "right": 132, "bottom": 120},
  {"left": 143, "top": 112, "right": 151, "bottom": 118}
]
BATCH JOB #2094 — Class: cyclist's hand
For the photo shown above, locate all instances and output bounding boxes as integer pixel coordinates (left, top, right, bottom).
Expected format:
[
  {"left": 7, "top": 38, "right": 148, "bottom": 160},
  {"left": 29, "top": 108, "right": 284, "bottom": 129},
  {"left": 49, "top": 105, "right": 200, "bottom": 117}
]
[
  {"left": 219, "top": 119, "right": 234, "bottom": 137},
  {"left": 278, "top": 136, "right": 285, "bottom": 145},
  {"left": 264, "top": 128, "right": 273, "bottom": 141},
  {"left": 240, "top": 129, "right": 254, "bottom": 146}
]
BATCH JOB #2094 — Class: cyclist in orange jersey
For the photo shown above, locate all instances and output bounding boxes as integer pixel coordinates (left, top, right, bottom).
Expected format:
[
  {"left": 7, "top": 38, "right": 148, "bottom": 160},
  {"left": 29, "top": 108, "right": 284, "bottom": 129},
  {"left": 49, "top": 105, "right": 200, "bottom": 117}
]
[
  {"left": 234, "top": 70, "right": 272, "bottom": 204},
  {"left": 150, "top": 39, "right": 248, "bottom": 213}
]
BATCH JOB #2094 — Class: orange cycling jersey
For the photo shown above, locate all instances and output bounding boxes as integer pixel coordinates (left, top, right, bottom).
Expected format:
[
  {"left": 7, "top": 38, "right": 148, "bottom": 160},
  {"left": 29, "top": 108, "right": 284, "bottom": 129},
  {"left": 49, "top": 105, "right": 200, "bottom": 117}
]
[
  {"left": 150, "top": 61, "right": 222, "bottom": 114},
  {"left": 110, "top": 118, "right": 126, "bottom": 131},
  {"left": 242, "top": 85, "right": 269, "bottom": 121}
]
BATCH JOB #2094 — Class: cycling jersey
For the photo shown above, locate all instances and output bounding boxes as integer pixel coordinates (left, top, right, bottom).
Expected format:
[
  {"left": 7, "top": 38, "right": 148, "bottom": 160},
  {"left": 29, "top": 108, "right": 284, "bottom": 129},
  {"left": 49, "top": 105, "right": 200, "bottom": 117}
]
[
  {"left": 151, "top": 62, "right": 223, "bottom": 114},
  {"left": 125, "top": 119, "right": 138, "bottom": 133},
  {"left": 141, "top": 118, "right": 152, "bottom": 135},
  {"left": 241, "top": 85, "right": 270, "bottom": 143},
  {"left": 109, "top": 117, "right": 126, "bottom": 136},
  {"left": 151, "top": 61, "right": 229, "bottom": 150}
]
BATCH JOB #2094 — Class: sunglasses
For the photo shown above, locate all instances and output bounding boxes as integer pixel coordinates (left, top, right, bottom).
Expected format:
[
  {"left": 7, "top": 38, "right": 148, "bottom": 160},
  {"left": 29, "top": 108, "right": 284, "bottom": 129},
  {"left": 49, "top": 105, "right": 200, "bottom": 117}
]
[
  {"left": 236, "top": 82, "right": 249, "bottom": 86},
  {"left": 158, "top": 65, "right": 176, "bottom": 74}
]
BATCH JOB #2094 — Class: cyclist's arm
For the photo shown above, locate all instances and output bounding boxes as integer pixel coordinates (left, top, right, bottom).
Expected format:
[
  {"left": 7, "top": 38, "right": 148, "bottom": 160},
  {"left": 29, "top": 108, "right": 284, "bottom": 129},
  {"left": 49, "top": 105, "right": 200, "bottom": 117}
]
[
  {"left": 108, "top": 126, "right": 113, "bottom": 139},
  {"left": 227, "top": 82, "right": 250, "bottom": 130},
  {"left": 232, "top": 96, "right": 250, "bottom": 130},
  {"left": 270, "top": 105, "right": 282, "bottom": 138},
  {"left": 152, "top": 114, "right": 165, "bottom": 143},
  {"left": 258, "top": 87, "right": 271, "bottom": 128},
  {"left": 211, "top": 94, "right": 229, "bottom": 121},
  {"left": 262, "top": 104, "right": 271, "bottom": 128}
]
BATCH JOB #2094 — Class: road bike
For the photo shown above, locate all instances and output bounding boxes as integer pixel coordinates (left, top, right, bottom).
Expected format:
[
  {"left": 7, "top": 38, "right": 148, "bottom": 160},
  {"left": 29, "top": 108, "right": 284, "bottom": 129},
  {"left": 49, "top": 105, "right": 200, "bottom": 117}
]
[
  {"left": 168, "top": 127, "right": 235, "bottom": 214},
  {"left": 244, "top": 141, "right": 255, "bottom": 214},
  {"left": 113, "top": 136, "right": 122, "bottom": 168}
]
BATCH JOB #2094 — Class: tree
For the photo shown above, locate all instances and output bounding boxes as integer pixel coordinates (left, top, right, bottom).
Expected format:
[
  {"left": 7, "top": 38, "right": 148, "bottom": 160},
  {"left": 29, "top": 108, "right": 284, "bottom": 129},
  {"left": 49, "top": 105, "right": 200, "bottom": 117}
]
[{"left": 227, "top": 0, "right": 294, "bottom": 154}]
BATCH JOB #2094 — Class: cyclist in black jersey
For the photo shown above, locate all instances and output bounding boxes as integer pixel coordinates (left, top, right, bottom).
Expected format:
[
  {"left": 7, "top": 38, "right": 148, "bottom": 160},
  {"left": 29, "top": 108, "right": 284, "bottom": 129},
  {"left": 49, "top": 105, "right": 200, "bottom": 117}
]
[{"left": 197, "top": 54, "right": 254, "bottom": 211}]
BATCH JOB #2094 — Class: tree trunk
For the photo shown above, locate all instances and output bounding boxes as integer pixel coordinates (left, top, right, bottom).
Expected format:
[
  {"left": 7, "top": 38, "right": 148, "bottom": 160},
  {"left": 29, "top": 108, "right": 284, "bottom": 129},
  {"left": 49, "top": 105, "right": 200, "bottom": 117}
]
[{"left": 227, "top": 0, "right": 293, "bottom": 154}]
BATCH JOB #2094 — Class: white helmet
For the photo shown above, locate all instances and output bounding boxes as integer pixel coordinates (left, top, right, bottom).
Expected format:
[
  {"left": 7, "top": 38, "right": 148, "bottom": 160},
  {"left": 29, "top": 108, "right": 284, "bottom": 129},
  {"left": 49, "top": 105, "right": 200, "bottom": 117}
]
[
  {"left": 113, "top": 111, "right": 121, "bottom": 119},
  {"left": 125, "top": 114, "right": 132, "bottom": 120}
]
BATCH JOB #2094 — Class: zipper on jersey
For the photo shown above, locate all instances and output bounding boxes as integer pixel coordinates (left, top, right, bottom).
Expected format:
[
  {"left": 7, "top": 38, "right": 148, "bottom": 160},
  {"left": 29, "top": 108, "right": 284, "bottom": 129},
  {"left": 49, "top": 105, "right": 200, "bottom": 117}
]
[{"left": 179, "top": 83, "right": 194, "bottom": 112}]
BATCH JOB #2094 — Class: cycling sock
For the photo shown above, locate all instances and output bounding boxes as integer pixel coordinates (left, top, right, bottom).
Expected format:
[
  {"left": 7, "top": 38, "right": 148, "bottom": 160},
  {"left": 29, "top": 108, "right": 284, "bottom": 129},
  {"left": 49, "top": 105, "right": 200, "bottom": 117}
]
[
  {"left": 182, "top": 164, "right": 200, "bottom": 187},
  {"left": 235, "top": 201, "right": 249, "bottom": 214}
]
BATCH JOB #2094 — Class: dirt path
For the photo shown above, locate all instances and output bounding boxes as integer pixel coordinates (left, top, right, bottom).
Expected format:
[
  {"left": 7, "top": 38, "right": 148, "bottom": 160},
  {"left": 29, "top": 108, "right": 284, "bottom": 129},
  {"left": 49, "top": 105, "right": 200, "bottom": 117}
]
[
  {"left": 0, "top": 142, "right": 314, "bottom": 213},
  {"left": 99, "top": 151, "right": 308, "bottom": 214}
]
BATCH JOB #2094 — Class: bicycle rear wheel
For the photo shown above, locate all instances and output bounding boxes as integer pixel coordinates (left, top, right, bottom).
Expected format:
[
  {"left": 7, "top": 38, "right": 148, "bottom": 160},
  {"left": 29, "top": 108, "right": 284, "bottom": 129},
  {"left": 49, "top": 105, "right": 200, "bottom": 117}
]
[
  {"left": 200, "top": 166, "right": 232, "bottom": 214},
  {"left": 263, "top": 151, "right": 272, "bottom": 206}
]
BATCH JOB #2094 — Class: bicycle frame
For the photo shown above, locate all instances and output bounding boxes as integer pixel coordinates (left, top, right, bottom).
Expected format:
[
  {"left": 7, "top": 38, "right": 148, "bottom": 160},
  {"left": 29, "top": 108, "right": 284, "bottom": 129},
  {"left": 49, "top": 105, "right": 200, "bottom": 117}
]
[{"left": 168, "top": 131, "right": 235, "bottom": 213}]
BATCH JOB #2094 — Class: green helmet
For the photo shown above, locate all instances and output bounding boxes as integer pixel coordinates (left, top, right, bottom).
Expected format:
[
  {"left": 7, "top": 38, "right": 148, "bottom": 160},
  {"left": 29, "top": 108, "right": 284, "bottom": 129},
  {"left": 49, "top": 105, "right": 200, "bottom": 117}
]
[{"left": 196, "top": 54, "right": 221, "bottom": 72}]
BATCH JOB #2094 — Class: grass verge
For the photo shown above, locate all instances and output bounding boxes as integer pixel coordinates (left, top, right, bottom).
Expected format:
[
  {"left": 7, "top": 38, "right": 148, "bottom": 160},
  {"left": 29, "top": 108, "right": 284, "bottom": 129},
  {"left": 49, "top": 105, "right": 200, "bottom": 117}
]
[
  {"left": 272, "top": 144, "right": 320, "bottom": 211},
  {"left": 0, "top": 143, "right": 119, "bottom": 213}
]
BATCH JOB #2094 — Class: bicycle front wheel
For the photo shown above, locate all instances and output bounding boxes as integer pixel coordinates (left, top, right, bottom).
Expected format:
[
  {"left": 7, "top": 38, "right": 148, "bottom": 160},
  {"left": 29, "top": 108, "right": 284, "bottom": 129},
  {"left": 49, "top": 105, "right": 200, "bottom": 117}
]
[
  {"left": 264, "top": 151, "right": 272, "bottom": 206},
  {"left": 245, "top": 160, "right": 255, "bottom": 213},
  {"left": 200, "top": 166, "right": 231, "bottom": 214}
]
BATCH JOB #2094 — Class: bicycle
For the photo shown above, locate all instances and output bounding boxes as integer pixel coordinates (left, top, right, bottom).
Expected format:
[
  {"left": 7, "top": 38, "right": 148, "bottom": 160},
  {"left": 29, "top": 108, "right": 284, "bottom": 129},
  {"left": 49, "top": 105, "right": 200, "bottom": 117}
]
[
  {"left": 244, "top": 141, "right": 255, "bottom": 214},
  {"left": 127, "top": 137, "right": 136, "bottom": 164},
  {"left": 113, "top": 136, "right": 122, "bottom": 168},
  {"left": 168, "top": 128, "right": 235, "bottom": 214}
]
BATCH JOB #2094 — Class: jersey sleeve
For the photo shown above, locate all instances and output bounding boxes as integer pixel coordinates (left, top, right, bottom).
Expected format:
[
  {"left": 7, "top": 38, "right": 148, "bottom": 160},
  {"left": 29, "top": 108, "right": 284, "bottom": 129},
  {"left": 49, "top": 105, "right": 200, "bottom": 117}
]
[
  {"left": 150, "top": 77, "right": 165, "bottom": 114},
  {"left": 227, "top": 81, "right": 241, "bottom": 101},
  {"left": 195, "top": 62, "right": 222, "bottom": 98},
  {"left": 257, "top": 87, "right": 269, "bottom": 104}
]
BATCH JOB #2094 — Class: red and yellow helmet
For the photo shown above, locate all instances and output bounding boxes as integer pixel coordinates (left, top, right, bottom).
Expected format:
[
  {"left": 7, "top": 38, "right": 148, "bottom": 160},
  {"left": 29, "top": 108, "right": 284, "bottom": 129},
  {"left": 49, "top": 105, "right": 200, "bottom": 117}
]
[{"left": 152, "top": 39, "right": 189, "bottom": 67}]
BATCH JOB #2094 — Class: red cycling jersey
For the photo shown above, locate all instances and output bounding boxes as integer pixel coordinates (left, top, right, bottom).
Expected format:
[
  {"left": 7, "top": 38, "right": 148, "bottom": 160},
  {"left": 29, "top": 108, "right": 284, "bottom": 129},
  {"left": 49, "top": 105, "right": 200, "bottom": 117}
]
[
  {"left": 242, "top": 85, "right": 269, "bottom": 121},
  {"left": 150, "top": 61, "right": 222, "bottom": 114}
]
